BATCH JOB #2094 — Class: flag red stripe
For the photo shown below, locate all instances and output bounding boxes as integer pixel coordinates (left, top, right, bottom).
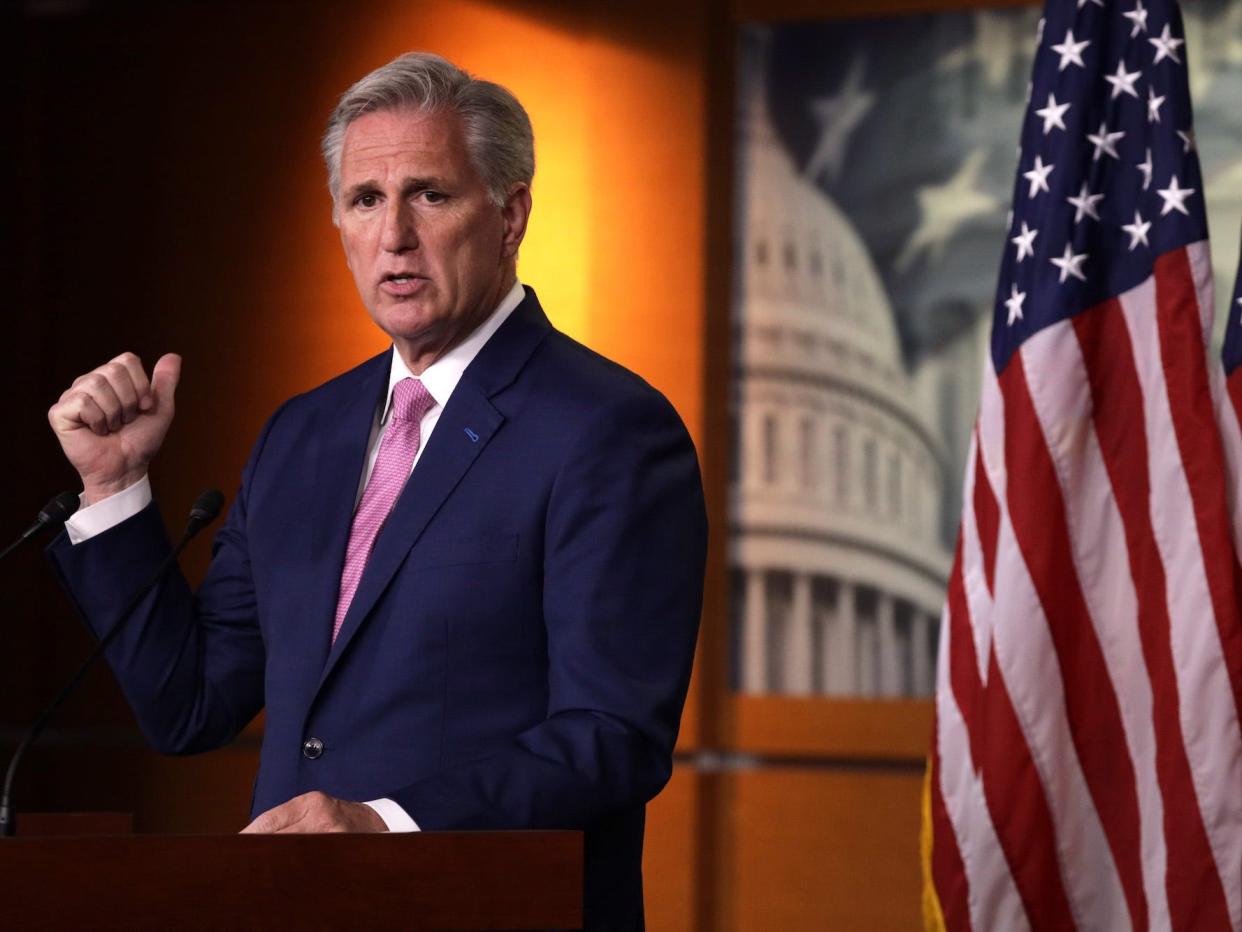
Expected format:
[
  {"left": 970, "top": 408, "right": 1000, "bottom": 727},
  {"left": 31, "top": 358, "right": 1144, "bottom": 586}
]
[
  {"left": 1227, "top": 371, "right": 1242, "bottom": 439},
  {"left": 1074, "top": 301, "right": 1233, "bottom": 931},
  {"left": 930, "top": 706, "right": 975, "bottom": 932},
  {"left": 980, "top": 646, "right": 1076, "bottom": 930},
  {"left": 999, "top": 352, "right": 1148, "bottom": 931},
  {"left": 972, "top": 439, "right": 999, "bottom": 597},
  {"left": 946, "top": 534, "right": 985, "bottom": 771},
  {"left": 1155, "top": 249, "right": 1242, "bottom": 725},
  {"left": 944, "top": 532, "right": 1073, "bottom": 928},
  {"left": 1224, "top": 371, "right": 1242, "bottom": 710}
]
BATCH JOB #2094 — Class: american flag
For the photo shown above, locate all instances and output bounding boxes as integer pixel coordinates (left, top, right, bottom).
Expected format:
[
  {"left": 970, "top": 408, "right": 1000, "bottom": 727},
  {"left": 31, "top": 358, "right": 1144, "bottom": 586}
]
[{"left": 924, "top": 0, "right": 1242, "bottom": 929}]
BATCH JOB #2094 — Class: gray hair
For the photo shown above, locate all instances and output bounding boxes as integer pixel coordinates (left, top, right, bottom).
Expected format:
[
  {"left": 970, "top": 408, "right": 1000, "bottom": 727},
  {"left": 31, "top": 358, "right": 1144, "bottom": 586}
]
[{"left": 322, "top": 52, "right": 535, "bottom": 209}]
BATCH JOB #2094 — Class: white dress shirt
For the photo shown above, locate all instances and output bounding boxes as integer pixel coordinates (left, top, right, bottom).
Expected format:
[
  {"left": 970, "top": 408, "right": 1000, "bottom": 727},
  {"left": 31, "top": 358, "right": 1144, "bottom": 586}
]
[{"left": 63, "top": 280, "right": 527, "bottom": 832}]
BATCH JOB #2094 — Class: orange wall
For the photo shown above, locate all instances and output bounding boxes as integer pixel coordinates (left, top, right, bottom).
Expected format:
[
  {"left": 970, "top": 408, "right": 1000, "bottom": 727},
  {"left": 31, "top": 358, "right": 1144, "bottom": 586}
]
[{"left": 242, "top": 0, "right": 705, "bottom": 438}]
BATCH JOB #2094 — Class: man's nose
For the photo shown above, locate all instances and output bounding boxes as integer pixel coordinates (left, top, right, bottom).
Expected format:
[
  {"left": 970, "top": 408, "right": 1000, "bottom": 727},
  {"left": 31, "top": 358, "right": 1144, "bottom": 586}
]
[{"left": 380, "top": 200, "right": 418, "bottom": 253}]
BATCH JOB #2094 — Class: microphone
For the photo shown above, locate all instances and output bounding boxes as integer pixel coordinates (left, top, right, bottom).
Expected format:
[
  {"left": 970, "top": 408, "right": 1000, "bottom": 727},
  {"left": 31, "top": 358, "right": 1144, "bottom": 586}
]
[
  {"left": 187, "top": 489, "right": 225, "bottom": 535},
  {"left": 0, "top": 492, "right": 80, "bottom": 562},
  {"left": 0, "top": 489, "right": 226, "bottom": 838}
]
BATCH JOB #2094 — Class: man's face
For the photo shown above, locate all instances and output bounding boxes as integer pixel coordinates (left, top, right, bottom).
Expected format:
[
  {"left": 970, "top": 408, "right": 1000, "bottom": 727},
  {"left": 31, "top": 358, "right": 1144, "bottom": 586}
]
[{"left": 335, "top": 106, "right": 530, "bottom": 371}]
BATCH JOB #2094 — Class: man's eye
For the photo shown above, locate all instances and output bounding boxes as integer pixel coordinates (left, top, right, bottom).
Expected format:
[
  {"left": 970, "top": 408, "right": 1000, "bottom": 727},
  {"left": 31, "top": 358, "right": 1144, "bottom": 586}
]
[
  {"left": 355, "top": 193, "right": 379, "bottom": 208},
  {"left": 419, "top": 190, "right": 446, "bottom": 204}
]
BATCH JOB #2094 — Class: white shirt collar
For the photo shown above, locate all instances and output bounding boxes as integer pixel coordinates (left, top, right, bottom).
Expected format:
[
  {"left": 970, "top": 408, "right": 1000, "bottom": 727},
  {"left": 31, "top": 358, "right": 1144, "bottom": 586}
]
[{"left": 380, "top": 280, "right": 525, "bottom": 424}]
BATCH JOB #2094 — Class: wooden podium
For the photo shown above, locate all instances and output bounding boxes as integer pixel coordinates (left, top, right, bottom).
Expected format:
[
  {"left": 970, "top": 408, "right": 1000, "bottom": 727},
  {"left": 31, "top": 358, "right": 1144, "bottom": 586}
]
[{"left": 0, "top": 829, "right": 583, "bottom": 930}]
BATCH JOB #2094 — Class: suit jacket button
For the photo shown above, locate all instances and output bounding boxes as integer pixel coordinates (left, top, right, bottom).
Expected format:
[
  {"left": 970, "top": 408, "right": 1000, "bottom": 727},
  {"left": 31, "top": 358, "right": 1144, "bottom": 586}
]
[{"left": 302, "top": 737, "right": 325, "bottom": 760}]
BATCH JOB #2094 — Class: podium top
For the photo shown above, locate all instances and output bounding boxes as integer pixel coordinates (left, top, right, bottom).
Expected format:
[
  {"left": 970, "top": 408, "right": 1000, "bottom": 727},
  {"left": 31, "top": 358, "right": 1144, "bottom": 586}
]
[{"left": 0, "top": 830, "right": 583, "bottom": 931}]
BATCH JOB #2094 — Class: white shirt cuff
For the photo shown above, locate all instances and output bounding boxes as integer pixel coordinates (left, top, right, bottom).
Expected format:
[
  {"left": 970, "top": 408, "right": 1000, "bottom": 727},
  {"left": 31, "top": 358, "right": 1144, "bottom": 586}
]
[
  {"left": 363, "top": 798, "right": 420, "bottom": 832},
  {"left": 64, "top": 475, "right": 153, "bottom": 545}
]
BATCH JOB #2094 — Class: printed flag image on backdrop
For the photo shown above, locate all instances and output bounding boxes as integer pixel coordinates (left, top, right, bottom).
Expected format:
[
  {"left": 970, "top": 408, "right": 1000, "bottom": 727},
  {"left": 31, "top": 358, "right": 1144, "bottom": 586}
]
[{"left": 923, "top": 1, "right": 1242, "bottom": 930}]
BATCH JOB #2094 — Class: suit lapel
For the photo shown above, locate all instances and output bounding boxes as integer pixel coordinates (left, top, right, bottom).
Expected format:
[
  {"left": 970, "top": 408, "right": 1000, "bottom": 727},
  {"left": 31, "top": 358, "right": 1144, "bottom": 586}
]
[{"left": 313, "top": 289, "right": 554, "bottom": 690}]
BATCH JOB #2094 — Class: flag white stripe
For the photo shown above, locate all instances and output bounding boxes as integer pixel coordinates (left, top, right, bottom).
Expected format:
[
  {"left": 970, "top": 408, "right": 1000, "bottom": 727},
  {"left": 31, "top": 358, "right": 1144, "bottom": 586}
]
[
  {"left": 1020, "top": 318, "right": 1170, "bottom": 931},
  {"left": 972, "top": 363, "right": 1005, "bottom": 684},
  {"left": 1118, "top": 255, "right": 1242, "bottom": 931},
  {"left": 981, "top": 359, "right": 1128, "bottom": 930},
  {"left": 953, "top": 427, "right": 1031, "bottom": 929},
  {"left": 1189, "top": 239, "right": 1216, "bottom": 343},
  {"left": 934, "top": 596, "right": 1030, "bottom": 932},
  {"left": 959, "top": 430, "right": 995, "bottom": 684},
  {"left": 1183, "top": 241, "right": 1242, "bottom": 932}
]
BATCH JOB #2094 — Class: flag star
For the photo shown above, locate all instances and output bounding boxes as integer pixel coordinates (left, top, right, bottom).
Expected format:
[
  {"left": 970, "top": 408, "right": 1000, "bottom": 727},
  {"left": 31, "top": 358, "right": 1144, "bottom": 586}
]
[
  {"left": 1104, "top": 61, "right": 1142, "bottom": 99},
  {"left": 1121, "top": 210, "right": 1151, "bottom": 249},
  {"left": 1177, "top": 128, "right": 1196, "bottom": 152},
  {"left": 894, "top": 149, "right": 998, "bottom": 272},
  {"left": 1156, "top": 175, "right": 1195, "bottom": 215},
  {"left": 1051, "top": 29, "right": 1091, "bottom": 71},
  {"left": 1067, "top": 182, "right": 1105, "bottom": 223},
  {"left": 1050, "top": 243, "right": 1088, "bottom": 283},
  {"left": 1087, "top": 121, "right": 1125, "bottom": 160},
  {"left": 1023, "top": 155, "right": 1055, "bottom": 197},
  {"left": 1004, "top": 284, "right": 1026, "bottom": 325},
  {"left": 1034, "top": 93, "right": 1071, "bottom": 134},
  {"left": 1011, "top": 221, "right": 1038, "bottom": 261},
  {"left": 1150, "top": 23, "right": 1185, "bottom": 65},
  {"left": 1078, "top": 0, "right": 1104, "bottom": 7},
  {"left": 1123, "top": 1, "right": 1149, "bottom": 38},
  {"left": 804, "top": 57, "right": 875, "bottom": 183},
  {"left": 1138, "top": 148, "right": 1154, "bottom": 190},
  {"left": 1147, "top": 85, "right": 1166, "bottom": 123}
]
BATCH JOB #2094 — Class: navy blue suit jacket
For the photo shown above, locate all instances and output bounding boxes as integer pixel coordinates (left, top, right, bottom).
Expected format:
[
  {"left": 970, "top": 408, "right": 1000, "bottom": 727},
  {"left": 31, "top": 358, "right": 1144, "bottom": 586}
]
[{"left": 48, "top": 289, "right": 708, "bottom": 929}]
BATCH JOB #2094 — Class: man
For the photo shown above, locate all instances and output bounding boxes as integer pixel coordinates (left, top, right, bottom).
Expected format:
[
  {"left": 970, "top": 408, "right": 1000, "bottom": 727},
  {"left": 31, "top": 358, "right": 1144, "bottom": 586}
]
[{"left": 45, "top": 52, "right": 706, "bottom": 929}]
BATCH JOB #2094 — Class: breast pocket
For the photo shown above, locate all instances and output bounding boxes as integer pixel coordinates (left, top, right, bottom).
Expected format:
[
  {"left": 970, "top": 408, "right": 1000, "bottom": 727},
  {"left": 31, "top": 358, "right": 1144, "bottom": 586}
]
[{"left": 412, "top": 533, "right": 519, "bottom": 570}]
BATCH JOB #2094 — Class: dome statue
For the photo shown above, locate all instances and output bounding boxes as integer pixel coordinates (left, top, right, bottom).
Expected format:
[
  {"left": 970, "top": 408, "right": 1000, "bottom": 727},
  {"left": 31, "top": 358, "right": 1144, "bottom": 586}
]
[{"left": 731, "top": 39, "right": 953, "bottom": 698}]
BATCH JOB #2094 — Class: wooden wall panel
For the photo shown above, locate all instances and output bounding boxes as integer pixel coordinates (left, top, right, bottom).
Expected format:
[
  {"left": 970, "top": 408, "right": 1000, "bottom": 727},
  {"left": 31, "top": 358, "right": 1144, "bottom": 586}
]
[
  {"left": 725, "top": 767, "right": 925, "bottom": 930},
  {"left": 733, "top": 696, "right": 933, "bottom": 761},
  {"left": 643, "top": 765, "right": 701, "bottom": 932}
]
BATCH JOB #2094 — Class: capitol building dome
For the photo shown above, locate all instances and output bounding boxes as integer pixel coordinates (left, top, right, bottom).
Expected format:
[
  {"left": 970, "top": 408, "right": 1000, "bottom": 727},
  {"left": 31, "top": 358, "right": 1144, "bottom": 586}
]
[{"left": 731, "top": 63, "right": 953, "bottom": 698}]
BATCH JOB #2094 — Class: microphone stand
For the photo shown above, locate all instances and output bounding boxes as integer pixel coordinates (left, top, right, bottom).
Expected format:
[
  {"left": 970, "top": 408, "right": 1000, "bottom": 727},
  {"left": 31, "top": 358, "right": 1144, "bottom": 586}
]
[
  {"left": 0, "top": 492, "right": 79, "bottom": 563},
  {"left": 0, "top": 490, "right": 224, "bottom": 838}
]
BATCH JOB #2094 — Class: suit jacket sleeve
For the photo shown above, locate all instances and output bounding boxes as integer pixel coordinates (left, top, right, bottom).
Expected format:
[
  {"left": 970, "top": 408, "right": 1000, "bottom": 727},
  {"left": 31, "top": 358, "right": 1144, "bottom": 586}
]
[
  {"left": 43, "top": 407, "right": 287, "bottom": 755},
  {"left": 389, "top": 389, "right": 708, "bottom": 829}
]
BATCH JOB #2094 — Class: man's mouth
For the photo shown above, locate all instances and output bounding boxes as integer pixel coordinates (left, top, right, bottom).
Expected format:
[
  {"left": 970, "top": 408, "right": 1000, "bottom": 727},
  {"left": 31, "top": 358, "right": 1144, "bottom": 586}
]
[{"left": 380, "top": 274, "right": 426, "bottom": 295}]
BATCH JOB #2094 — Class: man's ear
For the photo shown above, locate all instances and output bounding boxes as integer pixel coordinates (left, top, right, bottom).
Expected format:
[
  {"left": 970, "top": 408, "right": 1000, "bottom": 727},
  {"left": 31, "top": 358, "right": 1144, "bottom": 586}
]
[{"left": 500, "top": 184, "right": 532, "bottom": 259}]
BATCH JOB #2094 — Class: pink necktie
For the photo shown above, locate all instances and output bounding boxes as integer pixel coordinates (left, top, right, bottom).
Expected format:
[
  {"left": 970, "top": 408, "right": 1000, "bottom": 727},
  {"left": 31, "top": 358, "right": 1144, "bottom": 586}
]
[{"left": 333, "top": 378, "right": 437, "bottom": 642}]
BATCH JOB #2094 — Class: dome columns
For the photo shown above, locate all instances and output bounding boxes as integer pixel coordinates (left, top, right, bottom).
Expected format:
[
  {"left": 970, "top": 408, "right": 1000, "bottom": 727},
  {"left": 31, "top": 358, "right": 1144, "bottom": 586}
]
[{"left": 735, "top": 566, "right": 938, "bottom": 697}]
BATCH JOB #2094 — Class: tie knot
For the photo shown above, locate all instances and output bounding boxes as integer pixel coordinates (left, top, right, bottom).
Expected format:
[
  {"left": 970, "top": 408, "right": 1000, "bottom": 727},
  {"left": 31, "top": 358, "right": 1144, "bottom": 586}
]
[{"left": 390, "top": 378, "right": 436, "bottom": 424}]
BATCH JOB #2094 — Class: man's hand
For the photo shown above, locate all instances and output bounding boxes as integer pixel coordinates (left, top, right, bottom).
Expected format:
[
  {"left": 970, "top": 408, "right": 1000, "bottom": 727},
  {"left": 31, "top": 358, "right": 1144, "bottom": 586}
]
[
  {"left": 240, "top": 791, "right": 388, "bottom": 834},
  {"left": 48, "top": 352, "right": 180, "bottom": 505}
]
